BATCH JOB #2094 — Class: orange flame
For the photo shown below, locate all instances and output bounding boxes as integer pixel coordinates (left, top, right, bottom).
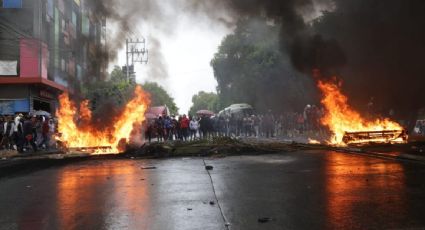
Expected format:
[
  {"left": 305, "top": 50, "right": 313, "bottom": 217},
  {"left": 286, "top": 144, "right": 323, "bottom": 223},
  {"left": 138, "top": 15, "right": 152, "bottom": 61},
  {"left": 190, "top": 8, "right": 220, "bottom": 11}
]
[
  {"left": 318, "top": 78, "right": 404, "bottom": 145},
  {"left": 56, "top": 85, "right": 150, "bottom": 154},
  {"left": 308, "top": 138, "right": 321, "bottom": 144}
]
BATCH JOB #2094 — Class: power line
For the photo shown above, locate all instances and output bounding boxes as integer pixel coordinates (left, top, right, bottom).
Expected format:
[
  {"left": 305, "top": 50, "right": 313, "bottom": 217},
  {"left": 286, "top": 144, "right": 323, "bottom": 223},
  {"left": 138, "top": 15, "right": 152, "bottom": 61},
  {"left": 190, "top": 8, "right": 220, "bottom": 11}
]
[{"left": 125, "top": 38, "right": 149, "bottom": 83}]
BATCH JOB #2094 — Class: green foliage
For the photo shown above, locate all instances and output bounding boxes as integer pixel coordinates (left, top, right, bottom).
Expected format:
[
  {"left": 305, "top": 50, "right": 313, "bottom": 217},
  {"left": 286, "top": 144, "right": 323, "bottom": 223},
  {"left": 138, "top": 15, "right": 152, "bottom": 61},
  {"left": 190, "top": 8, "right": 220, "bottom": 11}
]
[
  {"left": 109, "top": 65, "right": 127, "bottom": 83},
  {"left": 82, "top": 66, "right": 135, "bottom": 113},
  {"left": 211, "top": 18, "right": 313, "bottom": 113},
  {"left": 189, "top": 91, "right": 219, "bottom": 116},
  {"left": 142, "top": 82, "right": 179, "bottom": 115},
  {"left": 81, "top": 67, "right": 178, "bottom": 116}
]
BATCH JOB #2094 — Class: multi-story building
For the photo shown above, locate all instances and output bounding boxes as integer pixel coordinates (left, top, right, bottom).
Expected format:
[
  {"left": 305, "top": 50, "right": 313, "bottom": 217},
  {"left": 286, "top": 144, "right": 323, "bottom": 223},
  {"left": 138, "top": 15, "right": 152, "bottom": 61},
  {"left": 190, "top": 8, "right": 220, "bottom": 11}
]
[{"left": 0, "top": 0, "right": 106, "bottom": 115}]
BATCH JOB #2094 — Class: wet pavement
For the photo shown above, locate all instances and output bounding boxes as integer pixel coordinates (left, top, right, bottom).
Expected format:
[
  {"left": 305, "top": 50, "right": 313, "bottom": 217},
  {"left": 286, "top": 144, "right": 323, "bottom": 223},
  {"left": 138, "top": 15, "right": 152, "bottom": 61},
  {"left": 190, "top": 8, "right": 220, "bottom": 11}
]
[{"left": 0, "top": 151, "right": 425, "bottom": 230}]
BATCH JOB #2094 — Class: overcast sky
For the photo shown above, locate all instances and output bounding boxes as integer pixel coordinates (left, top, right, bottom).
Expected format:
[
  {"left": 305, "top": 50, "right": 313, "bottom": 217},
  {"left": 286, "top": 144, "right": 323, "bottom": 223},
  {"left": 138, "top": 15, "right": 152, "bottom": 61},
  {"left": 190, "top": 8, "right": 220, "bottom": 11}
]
[{"left": 113, "top": 5, "right": 232, "bottom": 114}]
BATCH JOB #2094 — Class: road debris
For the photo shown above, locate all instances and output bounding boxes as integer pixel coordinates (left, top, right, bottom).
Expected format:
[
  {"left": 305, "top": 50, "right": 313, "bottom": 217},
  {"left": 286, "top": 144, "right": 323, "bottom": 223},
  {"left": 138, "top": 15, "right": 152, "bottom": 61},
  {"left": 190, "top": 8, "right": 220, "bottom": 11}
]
[
  {"left": 258, "top": 217, "right": 273, "bottom": 223},
  {"left": 141, "top": 166, "right": 157, "bottom": 170},
  {"left": 205, "top": 165, "right": 214, "bottom": 170}
]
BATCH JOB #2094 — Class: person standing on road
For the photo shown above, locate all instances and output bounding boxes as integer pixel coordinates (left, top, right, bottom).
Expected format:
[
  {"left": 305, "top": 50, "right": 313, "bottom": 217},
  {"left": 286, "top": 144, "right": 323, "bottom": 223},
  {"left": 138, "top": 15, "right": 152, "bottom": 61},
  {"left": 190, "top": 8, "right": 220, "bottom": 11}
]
[
  {"left": 164, "top": 116, "right": 173, "bottom": 141},
  {"left": 199, "top": 115, "right": 210, "bottom": 139},
  {"left": 2, "top": 116, "right": 15, "bottom": 150},
  {"left": 21, "top": 116, "right": 37, "bottom": 153},
  {"left": 145, "top": 119, "right": 154, "bottom": 143},
  {"left": 180, "top": 115, "right": 190, "bottom": 141},
  {"left": 264, "top": 113, "right": 274, "bottom": 138},
  {"left": 38, "top": 117, "right": 50, "bottom": 149},
  {"left": 155, "top": 116, "right": 164, "bottom": 142},
  {"left": 252, "top": 115, "right": 260, "bottom": 138},
  {"left": 0, "top": 116, "right": 4, "bottom": 149},
  {"left": 13, "top": 114, "right": 24, "bottom": 151},
  {"left": 189, "top": 116, "right": 199, "bottom": 141},
  {"left": 171, "top": 116, "right": 179, "bottom": 140}
]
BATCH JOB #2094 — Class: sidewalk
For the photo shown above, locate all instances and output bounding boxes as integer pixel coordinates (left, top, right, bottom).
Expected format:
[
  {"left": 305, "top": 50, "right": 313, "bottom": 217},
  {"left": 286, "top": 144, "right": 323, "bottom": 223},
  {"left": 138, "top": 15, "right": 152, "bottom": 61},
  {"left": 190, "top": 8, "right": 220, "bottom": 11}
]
[{"left": 0, "top": 149, "right": 91, "bottom": 178}]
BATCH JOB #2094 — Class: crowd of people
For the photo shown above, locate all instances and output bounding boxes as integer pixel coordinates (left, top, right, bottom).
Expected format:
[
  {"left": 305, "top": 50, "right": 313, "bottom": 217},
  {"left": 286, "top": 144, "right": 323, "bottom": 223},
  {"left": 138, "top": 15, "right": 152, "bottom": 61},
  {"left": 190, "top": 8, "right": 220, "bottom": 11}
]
[
  {"left": 0, "top": 104, "right": 326, "bottom": 152},
  {"left": 0, "top": 114, "right": 56, "bottom": 153},
  {"left": 144, "top": 104, "right": 326, "bottom": 143}
]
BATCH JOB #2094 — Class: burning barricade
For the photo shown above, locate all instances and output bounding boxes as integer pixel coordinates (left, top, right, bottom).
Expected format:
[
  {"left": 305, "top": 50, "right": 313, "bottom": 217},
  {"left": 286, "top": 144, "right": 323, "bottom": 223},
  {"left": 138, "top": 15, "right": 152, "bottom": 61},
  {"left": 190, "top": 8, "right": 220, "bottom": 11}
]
[
  {"left": 55, "top": 85, "right": 150, "bottom": 154},
  {"left": 316, "top": 77, "right": 408, "bottom": 146}
]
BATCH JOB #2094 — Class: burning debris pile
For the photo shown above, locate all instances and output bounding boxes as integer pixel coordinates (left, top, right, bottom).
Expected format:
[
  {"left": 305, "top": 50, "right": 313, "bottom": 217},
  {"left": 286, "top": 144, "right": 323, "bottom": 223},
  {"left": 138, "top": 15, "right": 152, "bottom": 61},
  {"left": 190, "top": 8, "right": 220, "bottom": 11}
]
[
  {"left": 56, "top": 86, "right": 150, "bottom": 154},
  {"left": 317, "top": 77, "right": 407, "bottom": 145}
]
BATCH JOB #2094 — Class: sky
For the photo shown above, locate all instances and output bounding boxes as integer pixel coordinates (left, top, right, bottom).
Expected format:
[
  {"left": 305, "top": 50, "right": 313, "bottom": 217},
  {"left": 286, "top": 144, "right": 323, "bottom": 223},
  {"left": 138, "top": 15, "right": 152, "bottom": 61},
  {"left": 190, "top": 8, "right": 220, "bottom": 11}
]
[{"left": 113, "top": 5, "right": 232, "bottom": 114}]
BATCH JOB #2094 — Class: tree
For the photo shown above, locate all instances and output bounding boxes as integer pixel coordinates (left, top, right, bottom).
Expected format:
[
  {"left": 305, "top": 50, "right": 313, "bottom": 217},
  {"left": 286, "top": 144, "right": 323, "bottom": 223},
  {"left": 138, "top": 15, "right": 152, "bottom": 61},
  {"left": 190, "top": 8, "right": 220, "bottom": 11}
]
[
  {"left": 211, "top": 18, "right": 314, "bottom": 113},
  {"left": 82, "top": 66, "right": 134, "bottom": 112},
  {"left": 109, "top": 65, "right": 127, "bottom": 83},
  {"left": 189, "top": 91, "right": 219, "bottom": 116},
  {"left": 142, "top": 82, "right": 179, "bottom": 115}
]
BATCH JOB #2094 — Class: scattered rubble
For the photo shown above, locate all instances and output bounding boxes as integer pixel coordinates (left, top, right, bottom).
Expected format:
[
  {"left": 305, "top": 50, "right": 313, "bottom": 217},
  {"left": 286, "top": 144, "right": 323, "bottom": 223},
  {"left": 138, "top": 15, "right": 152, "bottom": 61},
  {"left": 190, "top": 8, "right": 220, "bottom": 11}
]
[
  {"left": 258, "top": 217, "right": 273, "bottom": 223},
  {"left": 141, "top": 166, "right": 157, "bottom": 170},
  {"left": 205, "top": 165, "right": 213, "bottom": 170},
  {"left": 124, "top": 137, "right": 328, "bottom": 158}
]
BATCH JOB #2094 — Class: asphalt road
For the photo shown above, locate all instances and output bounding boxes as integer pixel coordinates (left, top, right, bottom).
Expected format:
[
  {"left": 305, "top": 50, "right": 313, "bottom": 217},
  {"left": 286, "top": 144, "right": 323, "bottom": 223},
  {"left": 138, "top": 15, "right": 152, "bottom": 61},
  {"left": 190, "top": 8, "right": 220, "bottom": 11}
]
[{"left": 0, "top": 150, "right": 424, "bottom": 230}]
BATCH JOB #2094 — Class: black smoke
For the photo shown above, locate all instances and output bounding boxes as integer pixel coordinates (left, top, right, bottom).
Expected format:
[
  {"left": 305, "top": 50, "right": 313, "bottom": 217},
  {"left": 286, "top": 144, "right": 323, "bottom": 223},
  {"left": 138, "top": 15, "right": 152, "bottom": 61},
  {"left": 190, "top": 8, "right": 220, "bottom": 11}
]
[
  {"left": 219, "top": 0, "right": 425, "bottom": 123},
  {"left": 311, "top": 0, "right": 425, "bottom": 122},
  {"left": 85, "top": 0, "right": 425, "bottom": 124}
]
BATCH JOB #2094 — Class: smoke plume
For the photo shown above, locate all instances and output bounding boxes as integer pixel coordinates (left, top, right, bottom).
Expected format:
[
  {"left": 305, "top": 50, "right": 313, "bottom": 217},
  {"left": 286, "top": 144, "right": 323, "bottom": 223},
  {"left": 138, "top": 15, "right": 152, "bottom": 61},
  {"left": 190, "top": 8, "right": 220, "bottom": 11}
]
[
  {"left": 215, "top": 0, "right": 425, "bottom": 121},
  {"left": 88, "top": 0, "right": 425, "bottom": 122}
]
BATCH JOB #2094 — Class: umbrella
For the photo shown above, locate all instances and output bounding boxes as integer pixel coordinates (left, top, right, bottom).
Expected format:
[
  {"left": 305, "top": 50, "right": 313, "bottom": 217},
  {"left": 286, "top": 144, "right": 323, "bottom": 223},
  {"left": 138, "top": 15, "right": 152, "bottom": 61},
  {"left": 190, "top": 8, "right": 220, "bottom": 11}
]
[
  {"left": 33, "top": 110, "right": 51, "bottom": 117},
  {"left": 196, "top": 110, "right": 214, "bottom": 116},
  {"left": 145, "top": 113, "right": 157, "bottom": 119}
]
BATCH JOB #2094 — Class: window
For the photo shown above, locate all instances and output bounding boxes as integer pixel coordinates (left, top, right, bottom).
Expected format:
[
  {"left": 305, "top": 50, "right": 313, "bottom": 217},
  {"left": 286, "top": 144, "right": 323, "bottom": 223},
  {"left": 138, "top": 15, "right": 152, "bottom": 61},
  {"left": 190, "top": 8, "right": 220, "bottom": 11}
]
[
  {"left": 3, "top": 0, "right": 22, "bottom": 8},
  {"left": 46, "top": 0, "right": 54, "bottom": 18},
  {"left": 72, "top": 11, "right": 77, "bottom": 26},
  {"left": 61, "top": 59, "right": 65, "bottom": 72},
  {"left": 82, "top": 15, "right": 90, "bottom": 36}
]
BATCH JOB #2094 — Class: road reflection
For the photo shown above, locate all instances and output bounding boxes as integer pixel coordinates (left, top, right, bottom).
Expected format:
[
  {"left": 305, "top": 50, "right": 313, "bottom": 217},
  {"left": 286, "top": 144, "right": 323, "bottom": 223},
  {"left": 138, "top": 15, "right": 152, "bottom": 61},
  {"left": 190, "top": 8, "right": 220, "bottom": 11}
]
[
  {"left": 56, "top": 160, "right": 150, "bottom": 229},
  {"left": 325, "top": 151, "right": 408, "bottom": 229}
]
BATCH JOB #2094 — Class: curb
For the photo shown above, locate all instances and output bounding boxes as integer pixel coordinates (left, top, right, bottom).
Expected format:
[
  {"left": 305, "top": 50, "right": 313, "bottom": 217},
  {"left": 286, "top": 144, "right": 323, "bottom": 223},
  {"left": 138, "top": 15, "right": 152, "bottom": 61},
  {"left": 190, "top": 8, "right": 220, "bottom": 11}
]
[
  {"left": 0, "top": 154, "right": 91, "bottom": 178},
  {"left": 396, "top": 153, "right": 425, "bottom": 162}
]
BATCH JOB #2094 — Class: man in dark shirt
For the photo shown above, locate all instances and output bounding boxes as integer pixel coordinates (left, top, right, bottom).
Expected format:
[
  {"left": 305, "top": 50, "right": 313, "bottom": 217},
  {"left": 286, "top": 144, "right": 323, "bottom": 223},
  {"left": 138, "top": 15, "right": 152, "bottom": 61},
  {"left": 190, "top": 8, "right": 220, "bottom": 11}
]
[{"left": 22, "top": 116, "right": 38, "bottom": 152}]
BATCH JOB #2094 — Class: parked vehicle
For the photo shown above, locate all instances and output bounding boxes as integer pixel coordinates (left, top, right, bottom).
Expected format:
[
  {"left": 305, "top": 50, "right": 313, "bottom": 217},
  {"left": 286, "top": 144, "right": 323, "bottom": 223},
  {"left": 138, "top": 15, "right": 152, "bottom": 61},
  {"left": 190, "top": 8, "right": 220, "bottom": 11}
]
[{"left": 218, "top": 103, "right": 255, "bottom": 118}]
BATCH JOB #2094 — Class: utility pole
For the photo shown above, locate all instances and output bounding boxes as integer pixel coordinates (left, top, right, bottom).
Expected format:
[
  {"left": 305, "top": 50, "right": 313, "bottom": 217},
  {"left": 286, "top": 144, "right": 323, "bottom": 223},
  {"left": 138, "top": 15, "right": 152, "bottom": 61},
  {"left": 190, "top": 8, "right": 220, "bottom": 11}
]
[{"left": 125, "top": 38, "right": 148, "bottom": 83}]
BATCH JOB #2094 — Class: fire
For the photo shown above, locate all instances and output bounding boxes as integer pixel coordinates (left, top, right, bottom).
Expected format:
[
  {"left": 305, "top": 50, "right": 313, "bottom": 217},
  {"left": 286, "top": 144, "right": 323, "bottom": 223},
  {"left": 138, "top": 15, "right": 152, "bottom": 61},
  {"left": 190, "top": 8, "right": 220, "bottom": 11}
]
[
  {"left": 56, "top": 85, "right": 150, "bottom": 154},
  {"left": 317, "top": 78, "right": 405, "bottom": 145},
  {"left": 308, "top": 138, "right": 321, "bottom": 144}
]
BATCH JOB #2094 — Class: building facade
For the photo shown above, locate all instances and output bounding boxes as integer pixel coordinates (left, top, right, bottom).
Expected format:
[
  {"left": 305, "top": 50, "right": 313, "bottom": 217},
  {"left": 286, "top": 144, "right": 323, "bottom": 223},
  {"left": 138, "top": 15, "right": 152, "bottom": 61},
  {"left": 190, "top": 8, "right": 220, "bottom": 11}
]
[{"left": 0, "top": 0, "right": 106, "bottom": 115}]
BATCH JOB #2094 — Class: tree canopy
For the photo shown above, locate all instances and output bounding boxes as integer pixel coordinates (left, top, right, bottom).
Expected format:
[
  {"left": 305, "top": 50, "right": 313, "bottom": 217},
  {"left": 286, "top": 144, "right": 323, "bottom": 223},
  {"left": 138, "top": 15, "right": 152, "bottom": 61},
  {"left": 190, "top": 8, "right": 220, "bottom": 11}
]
[
  {"left": 211, "top": 18, "right": 314, "bottom": 113},
  {"left": 142, "top": 82, "right": 179, "bottom": 115},
  {"left": 82, "top": 67, "right": 178, "bottom": 118},
  {"left": 189, "top": 91, "right": 219, "bottom": 116},
  {"left": 83, "top": 66, "right": 134, "bottom": 112}
]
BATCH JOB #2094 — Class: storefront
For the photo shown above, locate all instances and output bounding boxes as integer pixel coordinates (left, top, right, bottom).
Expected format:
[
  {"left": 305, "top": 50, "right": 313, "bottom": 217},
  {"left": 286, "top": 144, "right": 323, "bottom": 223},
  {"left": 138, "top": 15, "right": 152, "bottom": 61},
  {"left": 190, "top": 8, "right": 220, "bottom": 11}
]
[{"left": 0, "top": 80, "right": 64, "bottom": 115}]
